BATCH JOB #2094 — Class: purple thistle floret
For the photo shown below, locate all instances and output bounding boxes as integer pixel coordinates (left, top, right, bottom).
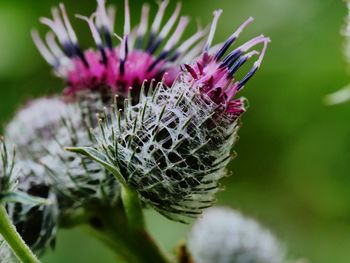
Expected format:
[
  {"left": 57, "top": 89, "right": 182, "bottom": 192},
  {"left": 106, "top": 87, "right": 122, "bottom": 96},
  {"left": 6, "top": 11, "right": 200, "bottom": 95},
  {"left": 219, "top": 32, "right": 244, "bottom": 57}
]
[
  {"left": 32, "top": 0, "right": 205, "bottom": 100},
  {"left": 183, "top": 11, "right": 270, "bottom": 117}
]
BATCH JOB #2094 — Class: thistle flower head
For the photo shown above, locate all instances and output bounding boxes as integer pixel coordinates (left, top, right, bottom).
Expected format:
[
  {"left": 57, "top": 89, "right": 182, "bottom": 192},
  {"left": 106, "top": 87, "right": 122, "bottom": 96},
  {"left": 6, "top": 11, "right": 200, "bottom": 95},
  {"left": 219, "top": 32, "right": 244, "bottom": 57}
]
[
  {"left": 69, "top": 79, "right": 240, "bottom": 222},
  {"left": 187, "top": 207, "right": 286, "bottom": 263},
  {"left": 69, "top": 10, "right": 269, "bottom": 222},
  {"left": 183, "top": 12, "right": 270, "bottom": 116},
  {"left": 32, "top": 0, "right": 205, "bottom": 100}
]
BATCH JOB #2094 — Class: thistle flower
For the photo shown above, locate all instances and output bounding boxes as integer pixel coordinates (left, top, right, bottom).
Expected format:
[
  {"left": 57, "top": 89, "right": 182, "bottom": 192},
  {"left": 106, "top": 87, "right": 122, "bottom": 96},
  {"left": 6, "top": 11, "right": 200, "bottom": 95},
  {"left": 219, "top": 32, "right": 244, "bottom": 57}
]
[
  {"left": 69, "top": 11, "right": 269, "bottom": 222},
  {"left": 32, "top": 0, "right": 205, "bottom": 101},
  {"left": 183, "top": 11, "right": 270, "bottom": 115},
  {"left": 187, "top": 207, "right": 286, "bottom": 263}
]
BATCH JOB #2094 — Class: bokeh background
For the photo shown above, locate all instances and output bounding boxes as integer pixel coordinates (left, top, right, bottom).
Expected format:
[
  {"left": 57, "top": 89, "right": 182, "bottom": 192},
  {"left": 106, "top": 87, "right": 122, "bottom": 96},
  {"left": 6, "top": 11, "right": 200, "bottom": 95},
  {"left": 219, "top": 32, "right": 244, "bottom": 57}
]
[{"left": 0, "top": 0, "right": 349, "bottom": 262}]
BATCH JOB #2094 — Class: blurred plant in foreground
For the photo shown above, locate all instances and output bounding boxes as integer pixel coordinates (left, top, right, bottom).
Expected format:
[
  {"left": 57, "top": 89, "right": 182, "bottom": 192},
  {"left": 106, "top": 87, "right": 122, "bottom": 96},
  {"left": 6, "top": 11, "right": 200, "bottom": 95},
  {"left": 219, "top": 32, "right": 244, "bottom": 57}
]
[{"left": 325, "top": 2, "right": 350, "bottom": 105}]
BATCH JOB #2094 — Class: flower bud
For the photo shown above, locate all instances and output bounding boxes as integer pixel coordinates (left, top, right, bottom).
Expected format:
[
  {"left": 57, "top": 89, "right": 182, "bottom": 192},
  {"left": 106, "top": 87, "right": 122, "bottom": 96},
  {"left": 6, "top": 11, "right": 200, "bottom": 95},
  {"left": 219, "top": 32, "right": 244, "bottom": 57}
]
[{"left": 187, "top": 207, "right": 286, "bottom": 263}]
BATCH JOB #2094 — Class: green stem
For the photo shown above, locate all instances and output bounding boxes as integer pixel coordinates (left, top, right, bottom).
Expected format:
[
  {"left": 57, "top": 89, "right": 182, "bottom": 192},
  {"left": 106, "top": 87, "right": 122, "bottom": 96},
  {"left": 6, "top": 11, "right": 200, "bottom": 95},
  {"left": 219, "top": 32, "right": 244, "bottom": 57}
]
[
  {"left": 0, "top": 205, "right": 40, "bottom": 263},
  {"left": 87, "top": 203, "right": 171, "bottom": 263},
  {"left": 121, "top": 185, "right": 145, "bottom": 231}
]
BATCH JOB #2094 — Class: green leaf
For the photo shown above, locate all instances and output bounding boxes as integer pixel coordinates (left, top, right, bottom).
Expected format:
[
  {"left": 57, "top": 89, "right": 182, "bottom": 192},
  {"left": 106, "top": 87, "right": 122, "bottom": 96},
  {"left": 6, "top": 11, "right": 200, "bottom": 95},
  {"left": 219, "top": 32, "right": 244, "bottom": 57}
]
[
  {"left": 1, "top": 191, "right": 49, "bottom": 206},
  {"left": 65, "top": 146, "right": 125, "bottom": 185}
]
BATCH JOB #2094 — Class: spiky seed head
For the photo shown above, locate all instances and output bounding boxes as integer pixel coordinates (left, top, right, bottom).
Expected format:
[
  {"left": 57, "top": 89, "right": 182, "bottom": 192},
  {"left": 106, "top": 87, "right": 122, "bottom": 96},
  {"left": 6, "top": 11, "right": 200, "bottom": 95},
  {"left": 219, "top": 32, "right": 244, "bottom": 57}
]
[
  {"left": 33, "top": 0, "right": 205, "bottom": 103},
  {"left": 187, "top": 207, "right": 286, "bottom": 263}
]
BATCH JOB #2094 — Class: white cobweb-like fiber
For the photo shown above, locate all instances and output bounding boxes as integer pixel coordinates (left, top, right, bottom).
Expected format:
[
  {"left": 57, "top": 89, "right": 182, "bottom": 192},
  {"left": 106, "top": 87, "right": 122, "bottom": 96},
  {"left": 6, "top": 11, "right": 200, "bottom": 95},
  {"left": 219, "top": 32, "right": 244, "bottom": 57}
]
[
  {"left": 0, "top": 240, "right": 18, "bottom": 263},
  {"left": 188, "top": 207, "right": 286, "bottom": 263},
  {"left": 5, "top": 97, "right": 71, "bottom": 159},
  {"left": 5, "top": 95, "right": 120, "bottom": 213},
  {"left": 95, "top": 77, "right": 240, "bottom": 222}
]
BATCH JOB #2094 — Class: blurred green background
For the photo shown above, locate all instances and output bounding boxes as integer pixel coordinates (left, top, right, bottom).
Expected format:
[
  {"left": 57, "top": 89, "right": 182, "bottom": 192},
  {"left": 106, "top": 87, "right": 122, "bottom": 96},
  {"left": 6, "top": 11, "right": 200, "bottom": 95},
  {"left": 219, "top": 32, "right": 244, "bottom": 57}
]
[{"left": 0, "top": 0, "right": 349, "bottom": 262}]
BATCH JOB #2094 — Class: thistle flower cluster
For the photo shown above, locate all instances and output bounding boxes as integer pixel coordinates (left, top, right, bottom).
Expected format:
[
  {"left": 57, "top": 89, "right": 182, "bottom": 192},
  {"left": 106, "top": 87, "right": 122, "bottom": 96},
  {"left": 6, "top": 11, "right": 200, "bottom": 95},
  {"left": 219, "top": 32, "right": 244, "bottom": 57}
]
[
  {"left": 2, "top": 0, "right": 270, "bottom": 258},
  {"left": 187, "top": 207, "right": 286, "bottom": 263}
]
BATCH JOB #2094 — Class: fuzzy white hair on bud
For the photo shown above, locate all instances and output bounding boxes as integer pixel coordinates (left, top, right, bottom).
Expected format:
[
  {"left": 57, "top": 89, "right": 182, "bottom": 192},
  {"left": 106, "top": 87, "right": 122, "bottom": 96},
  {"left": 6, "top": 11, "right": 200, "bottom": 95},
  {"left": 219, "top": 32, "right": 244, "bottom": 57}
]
[
  {"left": 68, "top": 77, "right": 240, "bottom": 222},
  {"left": 187, "top": 207, "right": 286, "bottom": 263},
  {"left": 5, "top": 97, "right": 71, "bottom": 159},
  {"left": 5, "top": 96, "right": 120, "bottom": 213},
  {"left": 38, "top": 96, "right": 120, "bottom": 212}
]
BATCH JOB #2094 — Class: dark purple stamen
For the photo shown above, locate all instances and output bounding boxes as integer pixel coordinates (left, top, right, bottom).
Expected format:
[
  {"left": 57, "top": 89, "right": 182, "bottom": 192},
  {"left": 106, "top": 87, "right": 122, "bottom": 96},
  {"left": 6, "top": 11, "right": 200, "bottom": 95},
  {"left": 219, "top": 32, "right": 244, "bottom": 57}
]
[
  {"left": 97, "top": 44, "right": 108, "bottom": 65},
  {"left": 215, "top": 36, "right": 237, "bottom": 61},
  {"left": 74, "top": 45, "right": 89, "bottom": 67},
  {"left": 237, "top": 66, "right": 258, "bottom": 90},
  {"left": 228, "top": 55, "right": 249, "bottom": 76},
  {"left": 221, "top": 49, "right": 242, "bottom": 68},
  {"left": 120, "top": 60, "right": 125, "bottom": 75},
  {"left": 100, "top": 27, "right": 113, "bottom": 50},
  {"left": 63, "top": 43, "right": 89, "bottom": 67},
  {"left": 147, "top": 38, "right": 163, "bottom": 54},
  {"left": 62, "top": 43, "right": 76, "bottom": 58},
  {"left": 146, "top": 32, "right": 156, "bottom": 51},
  {"left": 148, "top": 51, "right": 169, "bottom": 72},
  {"left": 135, "top": 36, "right": 144, "bottom": 50},
  {"left": 169, "top": 51, "right": 180, "bottom": 62}
]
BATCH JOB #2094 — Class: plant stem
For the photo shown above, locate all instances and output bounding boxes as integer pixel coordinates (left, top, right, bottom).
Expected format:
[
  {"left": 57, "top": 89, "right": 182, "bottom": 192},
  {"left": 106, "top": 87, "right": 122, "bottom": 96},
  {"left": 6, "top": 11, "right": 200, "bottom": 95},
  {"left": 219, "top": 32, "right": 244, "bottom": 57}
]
[
  {"left": 87, "top": 203, "right": 171, "bottom": 263},
  {"left": 121, "top": 185, "right": 145, "bottom": 231},
  {"left": 0, "top": 205, "right": 40, "bottom": 263}
]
